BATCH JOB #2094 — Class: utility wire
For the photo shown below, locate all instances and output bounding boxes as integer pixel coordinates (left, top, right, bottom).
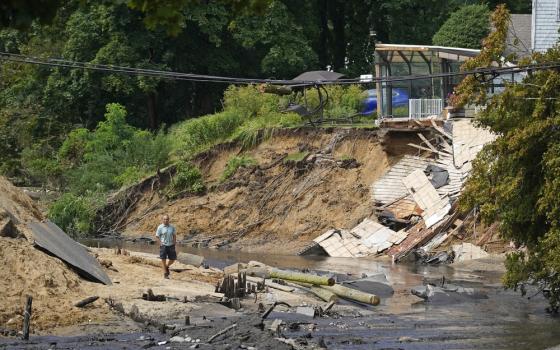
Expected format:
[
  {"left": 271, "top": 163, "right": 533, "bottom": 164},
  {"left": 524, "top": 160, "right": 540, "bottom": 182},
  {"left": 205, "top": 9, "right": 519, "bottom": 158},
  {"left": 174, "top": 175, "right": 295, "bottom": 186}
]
[{"left": 1, "top": 51, "right": 560, "bottom": 86}]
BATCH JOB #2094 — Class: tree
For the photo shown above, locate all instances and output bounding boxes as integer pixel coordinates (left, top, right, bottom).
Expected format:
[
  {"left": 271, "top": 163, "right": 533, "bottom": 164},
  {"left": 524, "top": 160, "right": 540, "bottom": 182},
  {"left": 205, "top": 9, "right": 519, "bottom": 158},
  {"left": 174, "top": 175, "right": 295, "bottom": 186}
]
[
  {"left": 432, "top": 4, "right": 490, "bottom": 49},
  {"left": 457, "top": 5, "right": 560, "bottom": 311}
]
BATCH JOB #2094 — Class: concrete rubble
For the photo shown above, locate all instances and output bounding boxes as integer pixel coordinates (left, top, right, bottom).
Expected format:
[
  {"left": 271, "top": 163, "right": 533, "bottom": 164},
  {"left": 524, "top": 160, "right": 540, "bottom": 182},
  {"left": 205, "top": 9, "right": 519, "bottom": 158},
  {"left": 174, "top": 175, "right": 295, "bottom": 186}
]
[{"left": 306, "top": 118, "right": 496, "bottom": 261}]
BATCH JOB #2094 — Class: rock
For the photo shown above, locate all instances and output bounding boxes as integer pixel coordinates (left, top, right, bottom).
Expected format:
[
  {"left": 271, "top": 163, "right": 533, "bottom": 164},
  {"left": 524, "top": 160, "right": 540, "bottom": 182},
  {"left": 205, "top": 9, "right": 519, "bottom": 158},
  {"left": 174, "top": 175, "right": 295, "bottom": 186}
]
[
  {"left": 452, "top": 243, "right": 489, "bottom": 262},
  {"left": 177, "top": 252, "right": 204, "bottom": 267},
  {"left": 169, "top": 336, "right": 185, "bottom": 343}
]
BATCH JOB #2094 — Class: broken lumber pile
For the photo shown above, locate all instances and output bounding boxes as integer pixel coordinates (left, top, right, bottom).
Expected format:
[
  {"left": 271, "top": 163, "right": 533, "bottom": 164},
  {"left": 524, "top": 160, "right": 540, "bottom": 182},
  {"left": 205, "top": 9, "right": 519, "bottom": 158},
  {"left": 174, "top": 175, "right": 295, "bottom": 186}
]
[{"left": 304, "top": 118, "right": 496, "bottom": 262}]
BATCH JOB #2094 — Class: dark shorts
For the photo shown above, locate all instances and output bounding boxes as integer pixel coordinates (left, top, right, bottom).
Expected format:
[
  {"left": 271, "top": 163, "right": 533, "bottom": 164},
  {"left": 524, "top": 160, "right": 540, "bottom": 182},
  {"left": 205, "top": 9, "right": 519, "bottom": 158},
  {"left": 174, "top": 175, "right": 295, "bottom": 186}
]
[{"left": 159, "top": 245, "right": 177, "bottom": 260}]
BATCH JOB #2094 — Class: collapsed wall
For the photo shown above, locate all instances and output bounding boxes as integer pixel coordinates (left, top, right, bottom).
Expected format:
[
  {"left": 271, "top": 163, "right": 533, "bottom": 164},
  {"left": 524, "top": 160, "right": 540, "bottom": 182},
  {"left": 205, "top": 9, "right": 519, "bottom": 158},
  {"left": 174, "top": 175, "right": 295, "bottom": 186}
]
[{"left": 309, "top": 119, "right": 497, "bottom": 261}]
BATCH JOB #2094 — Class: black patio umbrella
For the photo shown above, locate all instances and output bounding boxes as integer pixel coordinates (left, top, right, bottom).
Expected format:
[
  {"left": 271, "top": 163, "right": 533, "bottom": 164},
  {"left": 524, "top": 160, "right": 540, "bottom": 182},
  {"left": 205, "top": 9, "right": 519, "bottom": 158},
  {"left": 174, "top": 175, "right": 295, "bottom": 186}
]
[{"left": 292, "top": 70, "right": 345, "bottom": 82}]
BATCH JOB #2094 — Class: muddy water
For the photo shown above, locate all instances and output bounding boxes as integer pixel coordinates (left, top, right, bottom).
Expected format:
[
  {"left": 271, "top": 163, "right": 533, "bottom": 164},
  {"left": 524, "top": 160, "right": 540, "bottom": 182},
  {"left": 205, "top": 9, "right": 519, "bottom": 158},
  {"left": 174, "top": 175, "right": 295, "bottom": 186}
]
[{"left": 85, "top": 240, "right": 560, "bottom": 349}]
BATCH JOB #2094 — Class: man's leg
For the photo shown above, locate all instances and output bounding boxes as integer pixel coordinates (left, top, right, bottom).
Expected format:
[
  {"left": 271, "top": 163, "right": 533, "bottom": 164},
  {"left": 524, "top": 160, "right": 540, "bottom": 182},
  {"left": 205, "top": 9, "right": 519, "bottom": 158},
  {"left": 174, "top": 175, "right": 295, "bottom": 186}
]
[
  {"left": 161, "top": 259, "right": 168, "bottom": 275},
  {"left": 165, "top": 246, "right": 177, "bottom": 278}
]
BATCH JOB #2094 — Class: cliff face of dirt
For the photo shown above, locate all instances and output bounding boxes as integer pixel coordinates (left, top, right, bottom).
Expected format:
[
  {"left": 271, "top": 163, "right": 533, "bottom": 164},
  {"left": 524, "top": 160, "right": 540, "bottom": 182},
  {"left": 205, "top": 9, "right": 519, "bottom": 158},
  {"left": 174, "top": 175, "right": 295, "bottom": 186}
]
[
  {"left": 119, "top": 128, "right": 420, "bottom": 253},
  {"left": 0, "top": 177, "right": 92, "bottom": 332}
]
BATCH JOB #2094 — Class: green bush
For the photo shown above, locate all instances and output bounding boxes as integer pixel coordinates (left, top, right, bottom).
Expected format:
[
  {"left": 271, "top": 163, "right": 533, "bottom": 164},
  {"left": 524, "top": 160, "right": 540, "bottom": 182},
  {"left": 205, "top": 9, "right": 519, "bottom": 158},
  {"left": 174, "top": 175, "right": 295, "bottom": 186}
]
[
  {"left": 53, "top": 103, "right": 171, "bottom": 193},
  {"left": 300, "top": 85, "right": 366, "bottom": 119},
  {"left": 432, "top": 5, "right": 490, "bottom": 49},
  {"left": 221, "top": 156, "right": 257, "bottom": 182},
  {"left": 48, "top": 192, "right": 103, "bottom": 238},
  {"left": 171, "top": 85, "right": 301, "bottom": 156},
  {"left": 169, "top": 161, "right": 205, "bottom": 195}
]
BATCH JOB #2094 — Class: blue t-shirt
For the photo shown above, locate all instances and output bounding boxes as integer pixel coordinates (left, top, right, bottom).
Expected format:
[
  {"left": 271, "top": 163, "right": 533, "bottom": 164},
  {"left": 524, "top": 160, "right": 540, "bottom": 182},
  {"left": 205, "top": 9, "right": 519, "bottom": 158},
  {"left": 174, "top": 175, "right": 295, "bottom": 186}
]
[{"left": 156, "top": 224, "right": 176, "bottom": 246}]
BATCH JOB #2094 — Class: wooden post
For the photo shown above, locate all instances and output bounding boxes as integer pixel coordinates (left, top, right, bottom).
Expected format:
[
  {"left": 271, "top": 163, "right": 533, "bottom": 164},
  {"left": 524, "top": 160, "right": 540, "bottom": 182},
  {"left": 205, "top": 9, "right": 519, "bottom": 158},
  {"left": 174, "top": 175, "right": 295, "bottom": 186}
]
[
  {"left": 22, "top": 295, "right": 32, "bottom": 340},
  {"left": 185, "top": 315, "right": 190, "bottom": 326}
]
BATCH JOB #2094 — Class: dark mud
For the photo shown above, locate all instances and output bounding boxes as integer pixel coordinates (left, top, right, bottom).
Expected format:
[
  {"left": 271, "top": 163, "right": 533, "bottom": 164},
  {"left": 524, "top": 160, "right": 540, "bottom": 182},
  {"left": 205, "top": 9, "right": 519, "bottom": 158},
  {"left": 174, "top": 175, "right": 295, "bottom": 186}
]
[{"left": 4, "top": 240, "right": 560, "bottom": 349}]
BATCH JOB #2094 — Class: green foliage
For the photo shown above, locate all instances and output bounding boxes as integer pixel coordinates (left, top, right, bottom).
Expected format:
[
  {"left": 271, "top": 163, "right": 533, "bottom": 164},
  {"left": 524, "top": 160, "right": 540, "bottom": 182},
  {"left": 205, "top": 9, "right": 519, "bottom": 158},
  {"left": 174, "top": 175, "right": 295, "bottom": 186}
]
[
  {"left": 48, "top": 192, "right": 102, "bottom": 238},
  {"left": 170, "top": 161, "right": 205, "bottom": 195},
  {"left": 221, "top": 156, "right": 257, "bottom": 182},
  {"left": 171, "top": 85, "right": 301, "bottom": 156},
  {"left": 458, "top": 7, "right": 560, "bottom": 309},
  {"left": 300, "top": 85, "right": 366, "bottom": 119},
  {"left": 432, "top": 5, "right": 490, "bottom": 49}
]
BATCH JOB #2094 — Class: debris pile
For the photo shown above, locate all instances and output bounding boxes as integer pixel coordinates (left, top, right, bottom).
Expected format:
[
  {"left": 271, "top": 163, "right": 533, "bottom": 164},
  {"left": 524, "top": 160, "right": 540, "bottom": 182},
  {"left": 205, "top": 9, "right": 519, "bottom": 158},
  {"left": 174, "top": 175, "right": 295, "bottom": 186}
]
[{"left": 304, "top": 118, "right": 496, "bottom": 261}]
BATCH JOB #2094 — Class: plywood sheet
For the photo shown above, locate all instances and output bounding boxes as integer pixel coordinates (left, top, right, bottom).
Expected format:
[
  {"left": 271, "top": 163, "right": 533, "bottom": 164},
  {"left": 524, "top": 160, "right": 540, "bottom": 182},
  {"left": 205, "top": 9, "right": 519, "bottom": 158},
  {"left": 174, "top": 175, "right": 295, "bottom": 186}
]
[{"left": 28, "top": 221, "right": 112, "bottom": 285}]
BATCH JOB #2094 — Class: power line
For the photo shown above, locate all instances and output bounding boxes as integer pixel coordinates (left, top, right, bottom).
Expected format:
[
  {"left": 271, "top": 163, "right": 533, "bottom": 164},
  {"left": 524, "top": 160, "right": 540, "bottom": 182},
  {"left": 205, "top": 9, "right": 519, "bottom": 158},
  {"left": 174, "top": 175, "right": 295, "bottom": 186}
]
[{"left": 1, "top": 51, "right": 560, "bottom": 86}]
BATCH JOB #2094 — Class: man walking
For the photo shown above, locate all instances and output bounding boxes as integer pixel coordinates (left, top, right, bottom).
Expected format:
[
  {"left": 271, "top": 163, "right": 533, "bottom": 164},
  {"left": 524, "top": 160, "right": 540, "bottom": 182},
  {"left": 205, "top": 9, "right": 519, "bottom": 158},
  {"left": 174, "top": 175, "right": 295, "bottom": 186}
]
[{"left": 155, "top": 214, "right": 177, "bottom": 279}]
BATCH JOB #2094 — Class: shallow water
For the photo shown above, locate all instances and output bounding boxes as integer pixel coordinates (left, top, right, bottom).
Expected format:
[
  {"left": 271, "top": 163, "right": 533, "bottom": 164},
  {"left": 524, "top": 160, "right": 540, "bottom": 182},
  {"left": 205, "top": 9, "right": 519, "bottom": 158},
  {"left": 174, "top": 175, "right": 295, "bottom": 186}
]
[{"left": 81, "top": 239, "right": 560, "bottom": 349}]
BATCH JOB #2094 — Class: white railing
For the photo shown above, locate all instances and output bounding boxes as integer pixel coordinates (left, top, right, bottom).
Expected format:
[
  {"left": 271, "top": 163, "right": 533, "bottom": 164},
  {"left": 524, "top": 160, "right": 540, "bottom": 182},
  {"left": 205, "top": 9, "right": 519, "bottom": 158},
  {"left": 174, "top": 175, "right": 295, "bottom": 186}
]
[{"left": 409, "top": 99, "right": 443, "bottom": 119}]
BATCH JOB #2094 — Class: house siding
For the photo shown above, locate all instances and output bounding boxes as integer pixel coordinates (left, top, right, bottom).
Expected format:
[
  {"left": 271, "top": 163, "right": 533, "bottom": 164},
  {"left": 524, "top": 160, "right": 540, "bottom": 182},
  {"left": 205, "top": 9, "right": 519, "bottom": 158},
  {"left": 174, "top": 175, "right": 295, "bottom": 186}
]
[{"left": 533, "top": 0, "right": 560, "bottom": 52}]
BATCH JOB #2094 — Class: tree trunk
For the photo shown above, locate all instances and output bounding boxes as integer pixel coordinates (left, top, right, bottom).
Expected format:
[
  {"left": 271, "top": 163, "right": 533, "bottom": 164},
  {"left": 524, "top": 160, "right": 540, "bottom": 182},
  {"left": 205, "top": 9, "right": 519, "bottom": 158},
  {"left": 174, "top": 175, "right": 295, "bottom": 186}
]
[
  {"left": 147, "top": 91, "right": 158, "bottom": 129},
  {"left": 320, "top": 284, "right": 380, "bottom": 305},
  {"left": 329, "top": 0, "right": 346, "bottom": 71}
]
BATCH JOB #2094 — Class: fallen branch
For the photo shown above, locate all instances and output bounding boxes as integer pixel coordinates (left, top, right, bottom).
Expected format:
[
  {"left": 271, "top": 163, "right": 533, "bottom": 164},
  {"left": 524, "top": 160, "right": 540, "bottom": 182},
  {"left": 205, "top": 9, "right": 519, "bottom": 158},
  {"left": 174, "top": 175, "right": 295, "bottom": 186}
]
[
  {"left": 262, "top": 301, "right": 291, "bottom": 320},
  {"left": 207, "top": 323, "right": 237, "bottom": 343}
]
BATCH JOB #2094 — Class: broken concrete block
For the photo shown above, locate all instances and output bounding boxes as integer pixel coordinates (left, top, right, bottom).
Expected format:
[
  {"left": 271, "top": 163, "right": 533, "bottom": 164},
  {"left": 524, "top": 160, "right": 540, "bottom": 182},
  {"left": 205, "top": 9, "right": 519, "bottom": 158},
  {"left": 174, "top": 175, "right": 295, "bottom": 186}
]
[{"left": 295, "top": 306, "right": 316, "bottom": 318}]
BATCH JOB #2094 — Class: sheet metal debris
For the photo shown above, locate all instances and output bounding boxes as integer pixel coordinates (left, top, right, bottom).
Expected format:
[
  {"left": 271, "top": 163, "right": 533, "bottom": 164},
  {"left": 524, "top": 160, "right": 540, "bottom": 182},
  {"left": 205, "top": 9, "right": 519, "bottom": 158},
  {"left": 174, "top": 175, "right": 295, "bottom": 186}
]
[{"left": 28, "top": 220, "right": 112, "bottom": 285}]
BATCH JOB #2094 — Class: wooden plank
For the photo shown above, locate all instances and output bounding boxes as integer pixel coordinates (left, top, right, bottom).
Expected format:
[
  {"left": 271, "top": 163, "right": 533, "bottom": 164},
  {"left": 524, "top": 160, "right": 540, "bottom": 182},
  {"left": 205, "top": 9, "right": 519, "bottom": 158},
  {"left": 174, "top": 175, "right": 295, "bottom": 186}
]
[
  {"left": 430, "top": 119, "right": 452, "bottom": 139},
  {"left": 407, "top": 143, "right": 451, "bottom": 157},
  {"left": 417, "top": 133, "right": 438, "bottom": 152}
]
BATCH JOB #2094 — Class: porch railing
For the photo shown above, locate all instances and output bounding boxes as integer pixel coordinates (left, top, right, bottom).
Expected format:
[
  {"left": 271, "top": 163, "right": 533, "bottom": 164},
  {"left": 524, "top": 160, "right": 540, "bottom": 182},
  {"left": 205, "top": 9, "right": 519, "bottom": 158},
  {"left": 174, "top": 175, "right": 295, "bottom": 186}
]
[{"left": 408, "top": 99, "right": 443, "bottom": 119}]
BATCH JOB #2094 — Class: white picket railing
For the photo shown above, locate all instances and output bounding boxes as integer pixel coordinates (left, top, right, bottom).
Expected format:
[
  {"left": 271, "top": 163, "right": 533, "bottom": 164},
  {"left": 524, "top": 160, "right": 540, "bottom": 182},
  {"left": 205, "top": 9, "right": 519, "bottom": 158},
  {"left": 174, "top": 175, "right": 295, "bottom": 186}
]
[{"left": 408, "top": 99, "right": 443, "bottom": 119}]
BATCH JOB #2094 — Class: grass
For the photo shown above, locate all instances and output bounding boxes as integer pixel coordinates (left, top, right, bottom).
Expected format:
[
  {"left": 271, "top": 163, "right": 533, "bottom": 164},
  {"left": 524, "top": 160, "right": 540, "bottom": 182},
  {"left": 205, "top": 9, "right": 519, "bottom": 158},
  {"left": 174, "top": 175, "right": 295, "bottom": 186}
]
[{"left": 220, "top": 156, "right": 257, "bottom": 182}]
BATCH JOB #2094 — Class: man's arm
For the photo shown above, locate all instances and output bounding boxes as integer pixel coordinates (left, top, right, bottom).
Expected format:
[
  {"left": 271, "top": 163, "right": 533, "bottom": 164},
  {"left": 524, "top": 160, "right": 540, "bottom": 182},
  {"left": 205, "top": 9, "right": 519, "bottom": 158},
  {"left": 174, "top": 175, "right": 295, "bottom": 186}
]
[
  {"left": 173, "top": 226, "right": 177, "bottom": 245},
  {"left": 155, "top": 226, "right": 161, "bottom": 245}
]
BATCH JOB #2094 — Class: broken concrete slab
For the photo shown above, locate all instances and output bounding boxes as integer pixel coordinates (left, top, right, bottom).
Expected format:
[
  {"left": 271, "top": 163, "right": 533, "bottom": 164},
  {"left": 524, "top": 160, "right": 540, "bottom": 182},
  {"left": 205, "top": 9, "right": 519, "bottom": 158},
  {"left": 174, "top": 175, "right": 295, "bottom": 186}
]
[
  {"left": 402, "top": 169, "right": 451, "bottom": 228},
  {"left": 313, "top": 219, "right": 401, "bottom": 257},
  {"left": 411, "top": 282, "right": 489, "bottom": 304},
  {"left": 295, "top": 306, "right": 316, "bottom": 318},
  {"left": 28, "top": 220, "right": 112, "bottom": 285}
]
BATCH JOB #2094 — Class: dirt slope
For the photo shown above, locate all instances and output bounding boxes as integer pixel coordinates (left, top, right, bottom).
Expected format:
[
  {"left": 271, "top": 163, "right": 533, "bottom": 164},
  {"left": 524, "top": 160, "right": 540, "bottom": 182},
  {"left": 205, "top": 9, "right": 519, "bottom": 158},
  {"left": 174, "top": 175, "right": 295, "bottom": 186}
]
[
  {"left": 0, "top": 177, "right": 95, "bottom": 331},
  {"left": 122, "top": 128, "right": 419, "bottom": 253}
]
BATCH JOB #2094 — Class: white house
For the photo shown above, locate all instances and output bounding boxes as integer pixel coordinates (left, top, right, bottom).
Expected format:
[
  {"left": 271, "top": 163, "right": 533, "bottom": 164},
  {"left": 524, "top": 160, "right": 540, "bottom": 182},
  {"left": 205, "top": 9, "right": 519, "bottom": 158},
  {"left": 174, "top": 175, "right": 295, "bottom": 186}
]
[{"left": 532, "top": 0, "right": 560, "bottom": 52}]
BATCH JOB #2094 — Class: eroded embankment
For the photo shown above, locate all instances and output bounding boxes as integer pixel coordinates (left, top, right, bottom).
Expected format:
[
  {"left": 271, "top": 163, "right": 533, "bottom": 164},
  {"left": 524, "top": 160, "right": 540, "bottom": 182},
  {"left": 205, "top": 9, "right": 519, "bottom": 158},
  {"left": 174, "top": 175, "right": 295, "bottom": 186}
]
[{"left": 116, "top": 128, "right": 421, "bottom": 253}]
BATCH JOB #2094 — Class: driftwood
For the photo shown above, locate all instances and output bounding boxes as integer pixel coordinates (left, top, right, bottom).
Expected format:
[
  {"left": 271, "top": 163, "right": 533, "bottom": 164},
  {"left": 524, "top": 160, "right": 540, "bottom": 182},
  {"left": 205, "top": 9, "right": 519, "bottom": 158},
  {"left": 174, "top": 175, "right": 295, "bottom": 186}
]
[
  {"left": 320, "top": 284, "right": 380, "bottom": 306},
  {"left": 74, "top": 296, "right": 99, "bottom": 308},
  {"left": 208, "top": 323, "right": 237, "bottom": 343},
  {"left": 269, "top": 268, "right": 334, "bottom": 286},
  {"left": 262, "top": 301, "right": 291, "bottom": 320},
  {"left": 142, "top": 289, "right": 166, "bottom": 302}
]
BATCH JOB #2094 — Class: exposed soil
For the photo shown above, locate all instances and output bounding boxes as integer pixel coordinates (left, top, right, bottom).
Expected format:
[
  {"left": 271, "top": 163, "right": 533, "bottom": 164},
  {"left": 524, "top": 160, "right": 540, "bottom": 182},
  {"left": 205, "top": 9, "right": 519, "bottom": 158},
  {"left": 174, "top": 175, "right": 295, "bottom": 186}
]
[{"left": 121, "top": 128, "right": 422, "bottom": 253}]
